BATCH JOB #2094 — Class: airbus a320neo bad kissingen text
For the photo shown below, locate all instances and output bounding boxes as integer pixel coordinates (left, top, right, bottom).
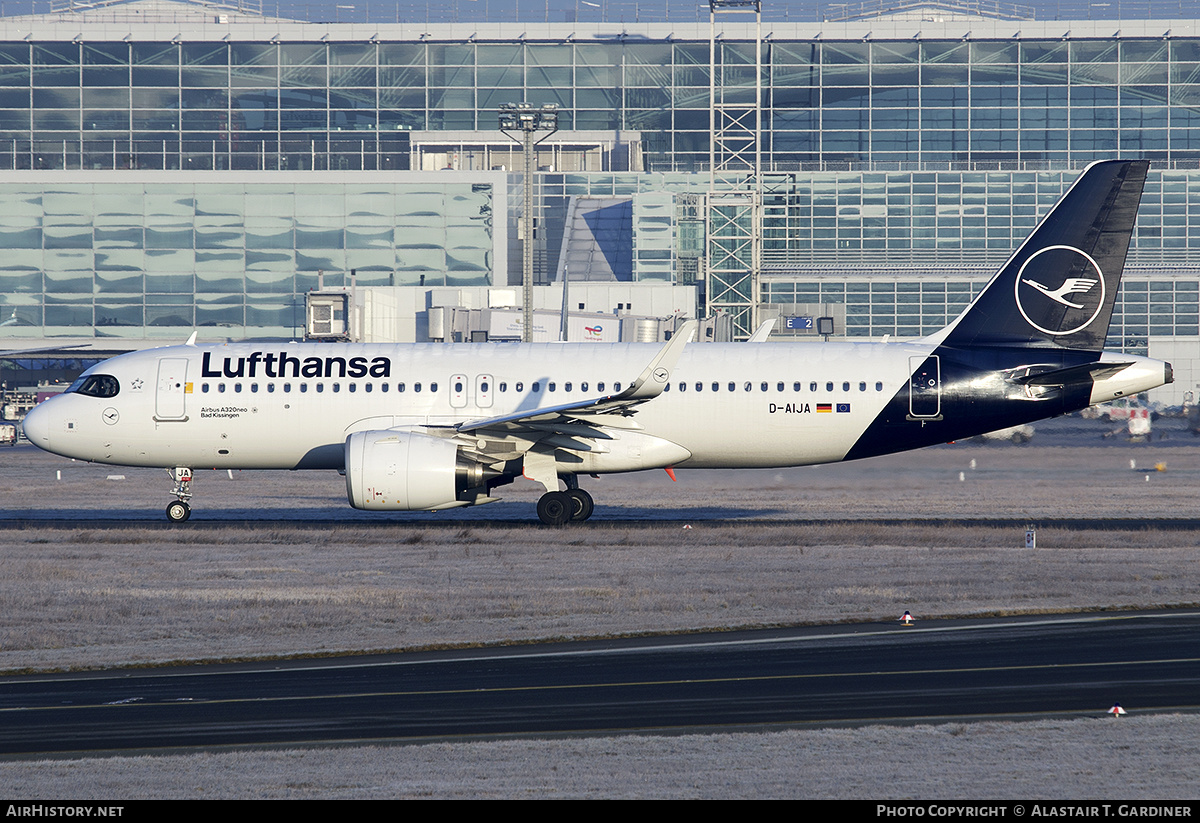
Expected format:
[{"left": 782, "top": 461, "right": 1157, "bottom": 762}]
[{"left": 23, "top": 160, "right": 1172, "bottom": 525}]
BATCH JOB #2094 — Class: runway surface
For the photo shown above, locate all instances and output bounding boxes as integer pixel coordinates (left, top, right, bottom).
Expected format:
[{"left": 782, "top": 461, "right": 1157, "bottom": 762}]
[
  {"left": 2, "top": 610, "right": 1198, "bottom": 757},
  {"left": 3, "top": 515, "right": 1200, "bottom": 531}
]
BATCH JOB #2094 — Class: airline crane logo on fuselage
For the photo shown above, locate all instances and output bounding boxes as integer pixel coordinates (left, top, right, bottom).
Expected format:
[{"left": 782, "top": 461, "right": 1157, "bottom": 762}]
[
  {"left": 1013, "top": 245, "right": 1106, "bottom": 337},
  {"left": 201, "top": 351, "right": 392, "bottom": 380}
]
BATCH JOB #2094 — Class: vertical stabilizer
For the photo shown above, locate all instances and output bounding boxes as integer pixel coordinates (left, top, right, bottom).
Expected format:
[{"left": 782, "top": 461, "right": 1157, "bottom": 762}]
[{"left": 941, "top": 160, "right": 1149, "bottom": 351}]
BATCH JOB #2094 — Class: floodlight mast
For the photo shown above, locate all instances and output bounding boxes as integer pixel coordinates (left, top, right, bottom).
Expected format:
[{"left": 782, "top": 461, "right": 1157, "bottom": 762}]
[{"left": 499, "top": 103, "right": 559, "bottom": 342}]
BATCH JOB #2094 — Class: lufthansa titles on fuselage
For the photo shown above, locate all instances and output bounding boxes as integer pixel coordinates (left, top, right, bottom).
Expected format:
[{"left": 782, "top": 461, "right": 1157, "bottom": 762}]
[{"left": 200, "top": 351, "right": 392, "bottom": 380}]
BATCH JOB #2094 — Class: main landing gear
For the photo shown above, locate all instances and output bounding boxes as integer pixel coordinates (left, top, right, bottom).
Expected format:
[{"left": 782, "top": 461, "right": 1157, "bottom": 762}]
[
  {"left": 166, "top": 466, "right": 193, "bottom": 523},
  {"left": 536, "top": 476, "right": 594, "bottom": 526}
]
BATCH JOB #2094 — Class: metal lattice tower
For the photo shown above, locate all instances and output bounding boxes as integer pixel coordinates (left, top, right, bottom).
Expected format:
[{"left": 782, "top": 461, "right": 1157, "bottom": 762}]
[{"left": 707, "top": 0, "right": 763, "bottom": 341}]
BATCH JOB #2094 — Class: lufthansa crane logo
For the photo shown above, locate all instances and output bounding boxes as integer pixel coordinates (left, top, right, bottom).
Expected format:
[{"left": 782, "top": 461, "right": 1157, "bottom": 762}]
[
  {"left": 1022, "top": 276, "right": 1097, "bottom": 309},
  {"left": 1013, "top": 245, "right": 1106, "bottom": 337}
]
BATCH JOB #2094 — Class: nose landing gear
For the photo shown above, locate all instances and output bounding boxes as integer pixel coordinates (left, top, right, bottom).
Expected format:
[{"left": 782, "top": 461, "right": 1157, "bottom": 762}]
[{"left": 166, "top": 467, "right": 193, "bottom": 523}]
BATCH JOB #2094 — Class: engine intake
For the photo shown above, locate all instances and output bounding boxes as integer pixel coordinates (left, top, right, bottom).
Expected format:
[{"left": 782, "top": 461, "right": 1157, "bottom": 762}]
[{"left": 345, "top": 430, "right": 486, "bottom": 511}]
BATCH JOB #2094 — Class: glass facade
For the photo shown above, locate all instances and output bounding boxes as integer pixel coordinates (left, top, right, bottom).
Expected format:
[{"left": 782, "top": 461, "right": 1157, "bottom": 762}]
[
  {"left": 0, "top": 10, "right": 1198, "bottom": 342},
  {"left": 0, "top": 173, "right": 500, "bottom": 338},
  {"left": 540, "top": 167, "right": 1200, "bottom": 270},
  {"left": 763, "top": 273, "right": 989, "bottom": 339},
  {"left": 2, "top": 33, "right": 1199, "bottom": 171},
  {"left": 762, "top": 271, "right": 1198, "bottom": 353}
]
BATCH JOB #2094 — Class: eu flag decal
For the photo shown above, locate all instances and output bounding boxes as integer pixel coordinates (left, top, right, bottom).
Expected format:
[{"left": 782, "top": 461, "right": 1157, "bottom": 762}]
[{"left": 836, "top": 403, "right": 851, "bottom": 413}]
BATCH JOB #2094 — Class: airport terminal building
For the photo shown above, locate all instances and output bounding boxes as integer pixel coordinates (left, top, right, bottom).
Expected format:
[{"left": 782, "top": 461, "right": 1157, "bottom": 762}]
[{"left": 1, "top": 0, "right": 1199, "bottom": 402}]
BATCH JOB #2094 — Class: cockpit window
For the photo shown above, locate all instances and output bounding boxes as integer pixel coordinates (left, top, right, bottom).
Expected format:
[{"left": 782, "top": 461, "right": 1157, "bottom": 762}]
[{"left": 71, "top": 374, "right": 120, "bottom": 398}]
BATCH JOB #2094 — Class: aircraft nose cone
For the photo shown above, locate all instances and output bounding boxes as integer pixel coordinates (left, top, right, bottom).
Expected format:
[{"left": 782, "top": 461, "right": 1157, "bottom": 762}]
[{"left": 22, "top": 402, "right": 51, "bottom": 450}]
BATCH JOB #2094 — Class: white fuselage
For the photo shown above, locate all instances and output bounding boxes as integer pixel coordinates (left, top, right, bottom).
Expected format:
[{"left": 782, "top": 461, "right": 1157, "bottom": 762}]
[{"left": 25, "top": 339, "right": 938, "bottom": 472}]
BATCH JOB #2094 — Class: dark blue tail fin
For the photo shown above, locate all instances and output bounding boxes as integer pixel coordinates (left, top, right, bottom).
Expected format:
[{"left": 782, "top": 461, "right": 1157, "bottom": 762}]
[{"left": 942, "top": 160, "right": 1149, "bottom": 352}]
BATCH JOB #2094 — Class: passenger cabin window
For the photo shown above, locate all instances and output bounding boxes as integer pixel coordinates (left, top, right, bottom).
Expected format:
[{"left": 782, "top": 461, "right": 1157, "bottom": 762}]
[{"left": 73, "top": 374, "right": 120, "bottom": 398}]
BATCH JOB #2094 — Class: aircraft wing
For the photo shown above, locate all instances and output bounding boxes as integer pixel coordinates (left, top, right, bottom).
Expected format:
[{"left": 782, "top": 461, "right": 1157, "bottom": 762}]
[
  {"left": 453, "top": 319, "right": 697, "bottom": 434},
  {"left": 422, "top": 320, "right": 697, "bottom": 489},
  {"left": 746, "top": 318, "right": 776, "bottom": 342}
]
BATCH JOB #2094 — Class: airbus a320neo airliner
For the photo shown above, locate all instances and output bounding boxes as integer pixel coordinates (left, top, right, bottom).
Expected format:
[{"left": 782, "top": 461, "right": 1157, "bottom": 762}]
[{"left": 22, "top": 160, "right": 1171, "bottom": 525}]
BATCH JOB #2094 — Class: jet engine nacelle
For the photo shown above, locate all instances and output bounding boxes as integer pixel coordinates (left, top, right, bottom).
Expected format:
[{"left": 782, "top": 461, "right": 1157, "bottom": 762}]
[{"left": 345, "top": 430, "right": 482, "bottom": 511}]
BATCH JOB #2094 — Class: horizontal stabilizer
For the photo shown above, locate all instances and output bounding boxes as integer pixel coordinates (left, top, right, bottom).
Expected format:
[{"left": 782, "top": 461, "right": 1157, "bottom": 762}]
[{"left": 1011, "top": 361, "right": 1135, "bottom": 386}]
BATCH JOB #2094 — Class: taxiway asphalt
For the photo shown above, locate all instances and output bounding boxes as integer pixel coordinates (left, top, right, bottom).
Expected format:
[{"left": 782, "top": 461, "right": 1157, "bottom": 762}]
[{"left": 2, "top": 610, "right": 1197, "bottom": 757}]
